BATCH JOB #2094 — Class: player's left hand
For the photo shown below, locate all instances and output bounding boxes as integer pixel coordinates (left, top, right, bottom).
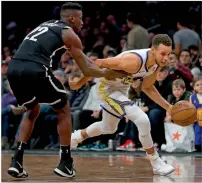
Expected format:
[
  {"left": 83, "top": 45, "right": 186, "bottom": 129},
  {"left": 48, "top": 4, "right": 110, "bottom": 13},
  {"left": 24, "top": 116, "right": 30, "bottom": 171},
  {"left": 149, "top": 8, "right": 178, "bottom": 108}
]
[{"left": 68, "top": 76, "right": 81, "bottom": 90}]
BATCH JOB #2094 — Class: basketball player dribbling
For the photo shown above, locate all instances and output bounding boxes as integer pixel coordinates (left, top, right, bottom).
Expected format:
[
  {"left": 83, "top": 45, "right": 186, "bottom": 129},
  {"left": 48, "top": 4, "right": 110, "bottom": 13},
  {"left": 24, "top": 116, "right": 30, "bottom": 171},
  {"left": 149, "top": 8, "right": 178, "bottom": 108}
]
[
  {"left": 7, "top": 2, "right": 127, "bottom": 179},
  {"left": 69, "top": 34, "right": 175, "bottom": 176}
]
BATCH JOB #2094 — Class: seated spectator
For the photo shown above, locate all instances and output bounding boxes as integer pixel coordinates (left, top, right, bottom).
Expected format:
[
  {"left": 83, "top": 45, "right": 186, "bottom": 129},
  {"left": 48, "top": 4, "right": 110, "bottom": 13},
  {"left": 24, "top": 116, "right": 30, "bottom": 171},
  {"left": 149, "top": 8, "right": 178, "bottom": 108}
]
[
  {"left": 188, "top": 45, "right": 200, "bottom": 67},
  {"left": 1, "top": 60, "right": 9, "bottom": 95},
  {"left": 168, "top": 51, "right": 193, "bottom": 90},
  {"left": 2, "top": 84, "right": 25, "bottom": 149},
  {"left": 179, "top": 49, "right": 201, "bottom": 79},
  {"left": 69, "top": 72, "right": 92, "bottom": 113},
  {"left": 198, "top": 52, "right": 202, "bottom": 71},
  {"left": 165, "top": 79, "right": 192, "bottom": 122},
  {"left": 190, "top": 76, "right": 202, "bottom": 152}
]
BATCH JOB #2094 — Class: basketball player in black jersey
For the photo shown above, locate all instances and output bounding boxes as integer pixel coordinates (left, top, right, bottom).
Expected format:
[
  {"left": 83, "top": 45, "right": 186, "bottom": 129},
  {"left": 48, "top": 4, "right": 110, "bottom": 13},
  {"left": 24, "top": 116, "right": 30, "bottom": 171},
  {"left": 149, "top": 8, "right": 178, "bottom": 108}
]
[{"left": 7, "top": 2, "right": 127, "bottom": 179}]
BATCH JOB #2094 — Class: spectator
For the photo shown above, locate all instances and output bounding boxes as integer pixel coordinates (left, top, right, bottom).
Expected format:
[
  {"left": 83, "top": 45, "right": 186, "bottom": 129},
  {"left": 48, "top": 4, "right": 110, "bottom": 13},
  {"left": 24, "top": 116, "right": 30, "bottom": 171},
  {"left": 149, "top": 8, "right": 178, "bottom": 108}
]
[
  {"left": 123, "top": 12, "right": 149, "bottom": 51},
  {"left": 1, "top": 60, "right": 10, "bottom": 95},
  {"left": 179, "top": 50, "right": 201, "bottom": 79},
  {"left": 173, "top": 16, "right": 201, "bottom": 56},
  {"left": 168, "top": 51, "right": 193, "bottom": 90},
  {"left": 188, "top": 45, "right": 200, "bottom": 65},
  {"left": 165, "top": 79, "right": 192, "bottom": 122},
  {"left": 190, "top": 76, "right": 202, "bottom": 152},
  {"left": 2, "top": 84, "right": 24, "bottom": 149}
]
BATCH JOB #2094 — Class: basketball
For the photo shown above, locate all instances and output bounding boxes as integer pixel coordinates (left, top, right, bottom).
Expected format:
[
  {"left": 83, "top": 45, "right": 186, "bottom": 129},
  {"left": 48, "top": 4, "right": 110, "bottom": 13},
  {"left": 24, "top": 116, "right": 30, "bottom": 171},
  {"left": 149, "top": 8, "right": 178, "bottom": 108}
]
[{"left": 171, "top": 100, "right": 197, "bottom": 127}]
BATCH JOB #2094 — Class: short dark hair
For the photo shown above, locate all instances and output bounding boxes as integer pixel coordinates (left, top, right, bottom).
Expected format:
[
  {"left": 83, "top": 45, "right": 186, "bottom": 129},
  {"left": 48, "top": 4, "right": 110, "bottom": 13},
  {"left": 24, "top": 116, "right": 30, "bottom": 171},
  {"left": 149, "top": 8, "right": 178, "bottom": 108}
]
[
  {"left": 173, "top": 79, "right": 186, "bottom": 89},
  {"left": 61, "top": 2, "right": 82, "bottom": 12},
  {"left": 177, "top": 16, "right": 189, "bottom": 27},
  {"left": 188, "top": 45, "right": 199, "bottom": 51},
  {"left": 152, "top": 34, "right": 172, "bottom": 48},
  {"left": 180, "top": 49, "right": 190, "bottom": 57},
  {"left": 126, "top": 12, "right": 141, "bottom": 24}
]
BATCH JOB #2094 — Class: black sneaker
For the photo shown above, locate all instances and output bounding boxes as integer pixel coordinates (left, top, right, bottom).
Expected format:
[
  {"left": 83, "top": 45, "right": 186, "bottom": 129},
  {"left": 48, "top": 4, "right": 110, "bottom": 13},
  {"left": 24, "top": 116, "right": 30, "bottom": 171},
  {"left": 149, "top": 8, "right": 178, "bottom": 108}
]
[
  {"left": 54, "top": 158, "right": 76, "bottom": 178},
  {"left": 8, "top": 158, "right": 28, "bottom": 178}
]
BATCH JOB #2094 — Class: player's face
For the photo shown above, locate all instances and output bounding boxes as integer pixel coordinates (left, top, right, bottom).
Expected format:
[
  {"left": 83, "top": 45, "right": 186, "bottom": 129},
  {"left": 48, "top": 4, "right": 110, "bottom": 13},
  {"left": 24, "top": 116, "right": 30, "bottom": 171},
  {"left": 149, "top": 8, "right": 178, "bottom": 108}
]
[
  {"left": 194, "top": 80, "right": 202, "bottom": 94},
  {"left": 153, "top": 44, "right": 172, "bottom": 67},
  {"left": 72, "top": 10, "right": 83, "bottom": 32}
]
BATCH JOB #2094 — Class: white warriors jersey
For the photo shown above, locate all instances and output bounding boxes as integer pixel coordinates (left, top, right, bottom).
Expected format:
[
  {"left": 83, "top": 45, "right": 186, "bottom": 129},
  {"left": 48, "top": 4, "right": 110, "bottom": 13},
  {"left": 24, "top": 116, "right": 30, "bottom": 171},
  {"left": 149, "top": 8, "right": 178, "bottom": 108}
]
[{"left": 98, "top": 48, "right": 159, "bottom": 96}]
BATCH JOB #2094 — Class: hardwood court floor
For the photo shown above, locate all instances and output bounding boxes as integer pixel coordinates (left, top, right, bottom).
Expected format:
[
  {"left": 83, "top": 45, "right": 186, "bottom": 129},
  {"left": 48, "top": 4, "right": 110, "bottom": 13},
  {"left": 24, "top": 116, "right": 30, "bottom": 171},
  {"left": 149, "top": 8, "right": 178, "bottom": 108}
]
[{"left": 2, "top": 151, "right": 202, "bottom": 182}]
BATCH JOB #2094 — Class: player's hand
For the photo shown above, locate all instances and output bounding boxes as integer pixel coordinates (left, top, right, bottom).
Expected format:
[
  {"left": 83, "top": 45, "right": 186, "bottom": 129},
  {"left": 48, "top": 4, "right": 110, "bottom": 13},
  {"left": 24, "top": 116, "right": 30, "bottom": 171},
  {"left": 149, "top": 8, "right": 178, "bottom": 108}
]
[
  {"left": 68, "top": 76, "right": 81, "bottom": 90},
  {"left": 167, "top": 105, "right": 173, "bottom": 115},
  {"left": 10, "top": 105, "right": 26, "bottom": 115},
  {"left": 165, "top": 112, "right": 172, "bottom": 123}
]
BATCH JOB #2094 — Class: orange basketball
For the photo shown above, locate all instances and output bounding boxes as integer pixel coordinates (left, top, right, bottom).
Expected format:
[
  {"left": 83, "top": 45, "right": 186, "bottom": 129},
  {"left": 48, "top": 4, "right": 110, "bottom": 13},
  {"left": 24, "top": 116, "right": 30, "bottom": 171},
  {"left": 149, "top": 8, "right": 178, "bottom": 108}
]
[{"left": 171, "top": 100, "right": 197, "bottom": 127}]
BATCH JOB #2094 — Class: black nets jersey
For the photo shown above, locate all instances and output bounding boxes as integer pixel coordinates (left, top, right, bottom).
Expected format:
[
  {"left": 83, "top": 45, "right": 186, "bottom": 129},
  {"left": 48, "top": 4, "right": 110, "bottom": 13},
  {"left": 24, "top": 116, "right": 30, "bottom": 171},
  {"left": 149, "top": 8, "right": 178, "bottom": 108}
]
[{"left": 13, "top": 20, "right": 70, "bottom": 67}]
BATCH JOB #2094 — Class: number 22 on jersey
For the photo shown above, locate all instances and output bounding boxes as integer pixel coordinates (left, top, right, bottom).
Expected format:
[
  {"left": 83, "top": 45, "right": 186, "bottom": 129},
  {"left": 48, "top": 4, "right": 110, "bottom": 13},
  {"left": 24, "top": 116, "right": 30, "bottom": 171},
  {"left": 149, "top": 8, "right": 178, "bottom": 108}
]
[{"left": 24, "top": 26, "right": 48, "bottom": 42}]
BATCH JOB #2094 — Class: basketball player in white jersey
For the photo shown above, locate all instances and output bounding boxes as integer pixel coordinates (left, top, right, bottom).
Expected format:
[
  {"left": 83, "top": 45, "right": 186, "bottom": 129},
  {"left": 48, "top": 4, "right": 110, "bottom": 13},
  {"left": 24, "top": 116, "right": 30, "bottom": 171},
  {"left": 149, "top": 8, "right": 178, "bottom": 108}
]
[{"left": 69, "top": 34, "right": 175, "bottom": 175}]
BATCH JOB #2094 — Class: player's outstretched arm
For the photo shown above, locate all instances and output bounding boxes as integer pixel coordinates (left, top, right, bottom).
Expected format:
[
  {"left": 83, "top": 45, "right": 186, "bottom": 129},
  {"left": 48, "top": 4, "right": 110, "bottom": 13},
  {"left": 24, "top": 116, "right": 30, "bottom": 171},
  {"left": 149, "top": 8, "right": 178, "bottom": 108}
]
[
  {"left": 62, "top": 29, "right": 128, "bottom": 79},
  {"left": 142, "top": 71, "right": 172, "bottom": 112},
  {"left": 95, "top": 53, "right": 142, "bottom": 74}
]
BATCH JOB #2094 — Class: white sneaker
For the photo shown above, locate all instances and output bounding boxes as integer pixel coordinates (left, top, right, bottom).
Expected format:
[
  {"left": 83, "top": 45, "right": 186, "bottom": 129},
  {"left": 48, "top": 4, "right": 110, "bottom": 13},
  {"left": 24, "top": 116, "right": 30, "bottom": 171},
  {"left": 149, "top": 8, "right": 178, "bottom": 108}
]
[
  {"left": 71, "top": 130, "right": 84, "bottom": 149},
  {"left": 148, "top": 151, "right": 175, "bottom": 176}
]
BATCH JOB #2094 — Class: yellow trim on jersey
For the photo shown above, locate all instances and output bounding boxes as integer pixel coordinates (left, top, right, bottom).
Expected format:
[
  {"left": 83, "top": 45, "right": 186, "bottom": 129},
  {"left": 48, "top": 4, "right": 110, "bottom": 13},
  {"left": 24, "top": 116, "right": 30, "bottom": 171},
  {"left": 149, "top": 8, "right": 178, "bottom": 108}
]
[{"left": 99, "top": 78, "right": 124, "bottom": 115}]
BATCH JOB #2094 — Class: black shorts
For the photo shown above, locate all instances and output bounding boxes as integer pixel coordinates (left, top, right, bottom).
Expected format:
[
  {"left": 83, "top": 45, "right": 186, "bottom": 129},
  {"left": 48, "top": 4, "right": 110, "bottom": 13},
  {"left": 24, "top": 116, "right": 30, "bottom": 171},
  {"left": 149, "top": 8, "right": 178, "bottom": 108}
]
[{"left": 7, "top": 59, "right": 68, "bottom": 110}]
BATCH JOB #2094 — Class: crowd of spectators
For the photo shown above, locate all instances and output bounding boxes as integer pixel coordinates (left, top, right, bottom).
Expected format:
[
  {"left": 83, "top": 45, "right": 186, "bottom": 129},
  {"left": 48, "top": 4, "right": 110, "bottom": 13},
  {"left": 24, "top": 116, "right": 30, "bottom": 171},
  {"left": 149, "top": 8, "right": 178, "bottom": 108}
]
[{"left": 2, "top": 2, "right": 202, "bottom": 152}]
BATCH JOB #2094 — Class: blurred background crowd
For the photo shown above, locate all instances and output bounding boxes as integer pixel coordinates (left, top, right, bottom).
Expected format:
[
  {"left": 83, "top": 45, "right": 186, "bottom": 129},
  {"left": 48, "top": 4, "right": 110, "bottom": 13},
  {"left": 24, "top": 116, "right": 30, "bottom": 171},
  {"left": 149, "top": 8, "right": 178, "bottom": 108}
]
[{"left": 2, "top": 1, "right": 202, "bottom": 152}]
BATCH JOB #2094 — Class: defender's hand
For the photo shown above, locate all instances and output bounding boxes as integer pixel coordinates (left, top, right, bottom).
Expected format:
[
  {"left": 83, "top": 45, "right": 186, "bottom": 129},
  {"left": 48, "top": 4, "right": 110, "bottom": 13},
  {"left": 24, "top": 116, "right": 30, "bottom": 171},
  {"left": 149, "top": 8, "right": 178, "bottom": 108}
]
[{"left": 68, "top": 76, "right": 81, "bottom": 90}]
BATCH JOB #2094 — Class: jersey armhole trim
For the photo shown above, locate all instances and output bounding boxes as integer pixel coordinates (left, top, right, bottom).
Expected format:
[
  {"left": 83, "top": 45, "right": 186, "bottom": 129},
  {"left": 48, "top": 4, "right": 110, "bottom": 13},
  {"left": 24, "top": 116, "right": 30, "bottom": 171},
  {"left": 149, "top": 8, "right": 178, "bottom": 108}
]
[
  {"left": 130, "top": 52, "right": 143, "bottom": 74},
  {"left": 64, "top": 26, "right": 71, "bottom": 29},
  {"left": 144, "top": 50, "right": 149, "bottom": 72}
]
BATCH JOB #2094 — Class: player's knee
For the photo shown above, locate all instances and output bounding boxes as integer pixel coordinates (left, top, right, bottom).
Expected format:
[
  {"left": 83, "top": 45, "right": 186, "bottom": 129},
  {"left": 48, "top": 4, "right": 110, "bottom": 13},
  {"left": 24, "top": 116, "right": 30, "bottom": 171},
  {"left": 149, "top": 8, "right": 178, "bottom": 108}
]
[
  {"left": 27, "top": 103, "right": 40, "bottom": 121},
  {"left": 135, "top": 114, "right": 151, "bottom": 136},
  {"left": 101, "top": 123, "right": 118, "bottom": 134}
]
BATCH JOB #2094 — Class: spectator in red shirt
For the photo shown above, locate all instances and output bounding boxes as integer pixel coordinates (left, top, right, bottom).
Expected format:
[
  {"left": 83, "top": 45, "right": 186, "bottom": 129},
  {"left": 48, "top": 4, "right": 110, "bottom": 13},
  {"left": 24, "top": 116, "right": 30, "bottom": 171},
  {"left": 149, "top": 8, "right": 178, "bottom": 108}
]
[{"left": 168, "top": 51, "right": 193, "bottom": 90}]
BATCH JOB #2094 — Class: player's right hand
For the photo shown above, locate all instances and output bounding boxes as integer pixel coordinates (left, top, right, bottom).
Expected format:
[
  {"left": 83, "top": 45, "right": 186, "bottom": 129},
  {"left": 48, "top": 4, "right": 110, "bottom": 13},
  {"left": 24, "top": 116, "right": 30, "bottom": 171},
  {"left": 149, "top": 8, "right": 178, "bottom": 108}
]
[{"left": 166, "top": 105, "right": 173, "bottom": 115}]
